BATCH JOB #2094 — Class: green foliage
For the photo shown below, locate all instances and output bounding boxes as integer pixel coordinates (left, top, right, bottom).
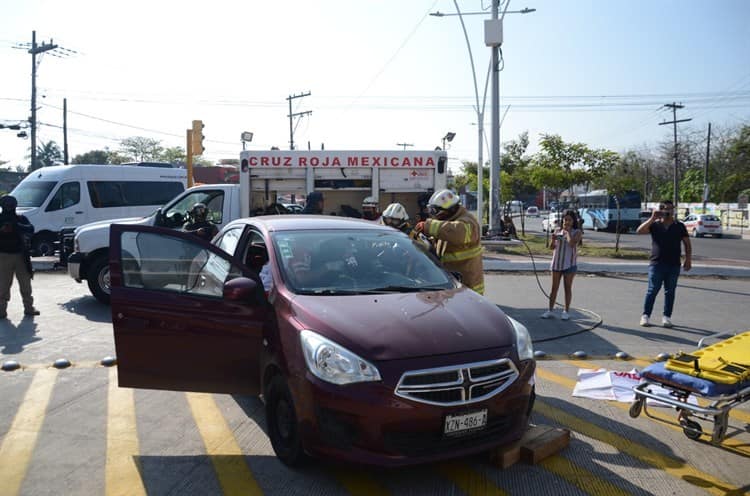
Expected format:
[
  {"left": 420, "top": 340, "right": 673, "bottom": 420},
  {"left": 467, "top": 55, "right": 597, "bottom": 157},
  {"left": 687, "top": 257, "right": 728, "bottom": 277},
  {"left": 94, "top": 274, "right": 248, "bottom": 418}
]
[
  {"left": 32, "top": 140, "right": 63, "bottom": 170},
  {"left": 160, "top": 146, "right": 186, "bottom": 165},
  {"left": 119, "top": 136, "right": 164, "bottom": 162},
  {"left": 72, "top": 150, "right": 109, "bottom": 164}
]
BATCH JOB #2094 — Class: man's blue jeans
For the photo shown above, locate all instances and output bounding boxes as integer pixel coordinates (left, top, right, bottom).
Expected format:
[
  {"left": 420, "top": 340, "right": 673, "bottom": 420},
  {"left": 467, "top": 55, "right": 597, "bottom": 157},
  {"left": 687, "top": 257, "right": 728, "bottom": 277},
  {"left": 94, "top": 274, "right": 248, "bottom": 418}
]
[{"left": 642, "top": 263, "right": 681, "bottom": 317}]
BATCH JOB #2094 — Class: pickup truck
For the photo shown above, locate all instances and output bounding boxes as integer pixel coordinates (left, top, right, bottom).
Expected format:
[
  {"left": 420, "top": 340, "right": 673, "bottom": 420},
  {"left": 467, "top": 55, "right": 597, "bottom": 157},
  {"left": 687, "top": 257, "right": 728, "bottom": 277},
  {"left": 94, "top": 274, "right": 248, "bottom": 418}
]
[{"left": 67, "top": 184, "right": 242, "bottom": 303}]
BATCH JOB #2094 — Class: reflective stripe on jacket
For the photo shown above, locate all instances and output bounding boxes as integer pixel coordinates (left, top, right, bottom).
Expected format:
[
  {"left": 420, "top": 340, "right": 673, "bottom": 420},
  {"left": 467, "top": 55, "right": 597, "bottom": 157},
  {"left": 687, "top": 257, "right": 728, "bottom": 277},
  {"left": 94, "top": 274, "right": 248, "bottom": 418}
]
[{"left": 424, "top": 206, "right": 484, "bottom": 294}]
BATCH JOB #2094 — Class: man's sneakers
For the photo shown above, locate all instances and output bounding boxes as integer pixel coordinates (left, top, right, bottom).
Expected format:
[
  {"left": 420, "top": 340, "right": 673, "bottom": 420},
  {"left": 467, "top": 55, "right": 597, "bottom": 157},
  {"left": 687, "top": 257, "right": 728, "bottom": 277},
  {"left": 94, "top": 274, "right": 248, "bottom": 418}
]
[
  {"left": 640, "top": 314, "right": 674, "bottom": 328},
  {"left": 540, "top": 310, "right": 553, "bottom": 319},
  {"left": 560, "top": 311, "right": 570, "bottom": 321}
]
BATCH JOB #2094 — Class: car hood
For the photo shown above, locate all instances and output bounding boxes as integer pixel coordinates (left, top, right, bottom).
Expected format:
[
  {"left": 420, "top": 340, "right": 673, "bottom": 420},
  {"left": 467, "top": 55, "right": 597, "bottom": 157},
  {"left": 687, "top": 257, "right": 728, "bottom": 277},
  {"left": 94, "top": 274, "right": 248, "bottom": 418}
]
[{"left": 288, "top": 288, "right": 516, "bottom": 361}]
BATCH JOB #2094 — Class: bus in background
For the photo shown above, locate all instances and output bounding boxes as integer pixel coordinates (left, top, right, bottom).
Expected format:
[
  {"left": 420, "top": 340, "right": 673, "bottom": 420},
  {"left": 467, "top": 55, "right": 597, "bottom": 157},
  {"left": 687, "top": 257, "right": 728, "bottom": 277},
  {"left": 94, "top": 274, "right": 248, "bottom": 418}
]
[{"left": 578, "top": 189, "right": 642, "bottom": 232}]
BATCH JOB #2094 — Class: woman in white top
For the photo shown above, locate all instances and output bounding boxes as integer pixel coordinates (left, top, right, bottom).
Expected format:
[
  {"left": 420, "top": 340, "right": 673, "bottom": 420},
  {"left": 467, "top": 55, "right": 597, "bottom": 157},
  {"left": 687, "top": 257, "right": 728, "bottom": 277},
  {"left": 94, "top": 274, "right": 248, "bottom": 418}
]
[{"left": 541, "top": 210, "right": 582, "bottom": 320}]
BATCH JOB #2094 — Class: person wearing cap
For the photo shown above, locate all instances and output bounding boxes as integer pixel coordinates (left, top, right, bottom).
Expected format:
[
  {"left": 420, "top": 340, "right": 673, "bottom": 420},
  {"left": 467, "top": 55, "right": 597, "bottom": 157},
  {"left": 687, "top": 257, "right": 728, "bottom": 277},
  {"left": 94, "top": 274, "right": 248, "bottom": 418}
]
[
  {"left": 301, "top": 191, "right": 324, "bottom": 214},
  {"left": 0, "top": 195, "right": 39, "bottom": 318},
  {"left": 361, "top": 196, "right": 381, "bottom": 222},
  {"left": 414, "top": 189, "right": 484, "bottom": 295}
]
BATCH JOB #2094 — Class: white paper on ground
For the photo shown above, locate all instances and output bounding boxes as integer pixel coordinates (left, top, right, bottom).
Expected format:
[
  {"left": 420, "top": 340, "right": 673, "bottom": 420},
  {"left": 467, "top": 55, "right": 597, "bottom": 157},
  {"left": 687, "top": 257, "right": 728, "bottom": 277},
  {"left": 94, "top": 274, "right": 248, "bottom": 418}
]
[{"left": 572, "top": 368, "right": 698, "bottom": 406}]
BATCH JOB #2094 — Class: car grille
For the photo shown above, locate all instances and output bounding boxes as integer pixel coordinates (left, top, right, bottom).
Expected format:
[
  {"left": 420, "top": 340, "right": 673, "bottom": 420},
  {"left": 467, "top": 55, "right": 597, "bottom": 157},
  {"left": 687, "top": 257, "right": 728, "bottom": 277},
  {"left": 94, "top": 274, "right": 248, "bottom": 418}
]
[
  {"left": 382, "top": 414, "right": 514, "bottom": 457},
  {"left": 395, "top": 358, "right": 519, "bottom": 406}
]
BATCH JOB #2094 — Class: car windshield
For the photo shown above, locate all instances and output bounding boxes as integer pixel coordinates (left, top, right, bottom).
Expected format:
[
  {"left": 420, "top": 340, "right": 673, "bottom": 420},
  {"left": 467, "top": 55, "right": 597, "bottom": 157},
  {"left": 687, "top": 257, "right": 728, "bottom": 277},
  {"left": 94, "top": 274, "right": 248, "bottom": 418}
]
[
  {"left": 11, "top": 181, "right": 57, "bottom": 207},
  {"left": 272, "top": 229, "right": 455, "bottom": 295}
]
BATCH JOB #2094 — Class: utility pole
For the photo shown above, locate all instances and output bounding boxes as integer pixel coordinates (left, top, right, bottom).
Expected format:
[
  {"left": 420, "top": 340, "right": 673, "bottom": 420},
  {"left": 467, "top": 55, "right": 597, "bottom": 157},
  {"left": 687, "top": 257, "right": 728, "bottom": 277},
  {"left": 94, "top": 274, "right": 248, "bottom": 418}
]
[
  {"left": 659, "top": 102, "right": 691, "bottom": 211},
  {"left": 29, "top": 31, "right": 57, "bottom": 170},
  {"left": 286, "top": 91, "right": 312, "bottom": 150},
  {"left": 703, "top": 122, "right": 711, "bottom": 213},
  {"left": 487, "top": 0, "right": 504, "bottom": 234},
  {"left": 397, "top": 143, "right": 413, "bottom": 151},
  {"left": 63, "top": 98, "right": 69, "bottom": 164}
]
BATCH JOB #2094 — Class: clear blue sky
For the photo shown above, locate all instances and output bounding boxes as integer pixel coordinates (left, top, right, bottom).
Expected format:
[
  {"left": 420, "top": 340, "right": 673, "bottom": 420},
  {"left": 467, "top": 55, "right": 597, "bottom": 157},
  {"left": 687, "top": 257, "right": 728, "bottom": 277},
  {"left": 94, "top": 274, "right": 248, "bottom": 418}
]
[{"left": 1, "top": 0, "right": 748, "bottom": 171}]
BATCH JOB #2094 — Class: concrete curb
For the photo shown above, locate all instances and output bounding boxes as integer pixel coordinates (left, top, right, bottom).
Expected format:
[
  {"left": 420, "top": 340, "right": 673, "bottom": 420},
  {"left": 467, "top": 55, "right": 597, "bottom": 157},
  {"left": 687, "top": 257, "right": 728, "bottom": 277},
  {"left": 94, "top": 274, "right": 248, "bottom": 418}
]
[{"left": 482, "top": 258, "right": 750, "bottom": 277}]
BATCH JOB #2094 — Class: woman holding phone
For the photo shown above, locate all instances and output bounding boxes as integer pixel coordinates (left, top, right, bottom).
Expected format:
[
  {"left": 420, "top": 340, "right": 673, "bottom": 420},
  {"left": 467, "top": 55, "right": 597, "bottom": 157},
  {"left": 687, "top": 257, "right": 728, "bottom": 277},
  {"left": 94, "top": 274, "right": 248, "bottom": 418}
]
[{"left": 541, "top": 210, "right": 583, "bottom": 320}]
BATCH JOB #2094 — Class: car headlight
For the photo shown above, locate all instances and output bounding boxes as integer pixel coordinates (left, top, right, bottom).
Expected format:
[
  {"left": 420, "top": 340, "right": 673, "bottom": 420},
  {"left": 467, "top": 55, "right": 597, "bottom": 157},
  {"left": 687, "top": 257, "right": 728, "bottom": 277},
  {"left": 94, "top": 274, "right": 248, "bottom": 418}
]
[
  {"left": 300, "top": 330, "right": 381, "bottom": 385},
  {"left": 507, "top": 316, "right": 534, "bottom": 361}
]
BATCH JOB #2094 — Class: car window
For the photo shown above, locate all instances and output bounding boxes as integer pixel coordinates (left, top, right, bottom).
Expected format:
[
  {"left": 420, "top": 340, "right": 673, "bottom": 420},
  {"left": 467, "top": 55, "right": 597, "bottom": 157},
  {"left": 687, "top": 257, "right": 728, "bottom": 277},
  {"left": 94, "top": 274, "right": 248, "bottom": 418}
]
[
  {"left": 45, "top": 181, "right": 81, "bottom": 211},
  {"left": 163, "top": 190, "right": 225, "bottom": 227},
  {"left": 120, "top": 231, "right": 241, "bottom": 298},
  {"left": 12, "top": 181, "right": 58, "bottom": 208},
  {"left": 215, "top": 226, "right": 244, "bottom": 255},
  {"left": 272, "top": 229, "right": 454, "bottom": 294},
  {"left": 703, "top": 215, "right": 720, "bottom": 222}
]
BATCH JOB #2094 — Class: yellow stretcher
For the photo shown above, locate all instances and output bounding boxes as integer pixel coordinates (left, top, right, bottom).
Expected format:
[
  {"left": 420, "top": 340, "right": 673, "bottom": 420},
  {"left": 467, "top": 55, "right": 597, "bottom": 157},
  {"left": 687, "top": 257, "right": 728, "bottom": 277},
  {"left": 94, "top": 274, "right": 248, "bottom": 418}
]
[{"left": 630, "top": 331, "right": 750, "bottom": 444}]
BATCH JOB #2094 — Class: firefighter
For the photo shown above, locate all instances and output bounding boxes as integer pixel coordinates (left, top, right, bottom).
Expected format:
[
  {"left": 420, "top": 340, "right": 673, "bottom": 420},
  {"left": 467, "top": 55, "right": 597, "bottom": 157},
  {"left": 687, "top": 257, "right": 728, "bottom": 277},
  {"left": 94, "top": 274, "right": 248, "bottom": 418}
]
[
  {"left": 381, "top": 203, "right": 412, "bottom": 234},
  {"left": 183, "top": 202, "right": 218, "bottom": 242},
  {"left": 361, "top": 196, "right": 381, "bottom": 222},
  {"left": 415, "top": 189, "right": 484, "bottom": 294}
]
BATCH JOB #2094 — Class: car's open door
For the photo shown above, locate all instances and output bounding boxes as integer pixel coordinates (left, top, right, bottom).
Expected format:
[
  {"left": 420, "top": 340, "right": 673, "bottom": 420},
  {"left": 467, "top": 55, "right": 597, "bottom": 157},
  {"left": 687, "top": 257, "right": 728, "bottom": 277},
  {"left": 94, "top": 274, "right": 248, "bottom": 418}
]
[{"left": 109, "top": 224, "right": 267, "bottom": 395}]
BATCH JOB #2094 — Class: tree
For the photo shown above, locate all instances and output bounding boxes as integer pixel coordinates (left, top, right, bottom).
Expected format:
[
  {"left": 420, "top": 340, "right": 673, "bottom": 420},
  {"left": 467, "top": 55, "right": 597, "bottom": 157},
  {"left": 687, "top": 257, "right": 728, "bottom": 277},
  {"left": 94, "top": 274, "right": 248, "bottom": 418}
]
[
  {"left": 119, "top": 137, "right": 163, "bottom": 162},
  {"left": 159, "top": 146, "right": 186, "bottom": 165},
  {"left": 528, "top": 134, "right": 618, "bottom": 203},
  {"left": 72, "top": 150, "right": 109, "bottom": 164},
  {"left": 32, "top": 140, "right": 63, "bottom": 170},
  {"left": 595, "top": 155, "right": 642, "bottom": 252}
]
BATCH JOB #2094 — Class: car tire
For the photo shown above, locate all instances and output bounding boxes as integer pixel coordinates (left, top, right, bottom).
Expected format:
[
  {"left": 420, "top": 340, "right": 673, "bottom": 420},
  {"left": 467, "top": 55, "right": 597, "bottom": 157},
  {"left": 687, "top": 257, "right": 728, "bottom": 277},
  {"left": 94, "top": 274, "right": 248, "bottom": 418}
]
[
  {"left": 31, "top": 232, "right": 57, "bottom": 257},
  {"left": 87, "top": 255, "right": 111, "bottom": 304},
  {"left": 266, "top": 375, "right": 307, "bottom": 467}
]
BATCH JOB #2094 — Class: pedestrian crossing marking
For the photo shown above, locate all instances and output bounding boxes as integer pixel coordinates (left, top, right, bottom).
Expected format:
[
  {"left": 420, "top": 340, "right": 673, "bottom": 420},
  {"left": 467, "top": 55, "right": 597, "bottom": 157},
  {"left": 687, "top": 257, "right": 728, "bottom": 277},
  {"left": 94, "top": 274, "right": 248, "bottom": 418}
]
[
  {"left": 106, "top": 367, "right": 145, "bottom": 496},
  {"left": 535, "top": 367, "right": 743, "bottom": 496},
  {"left": 186, "top": 392, "right": 263, "bottom": 496},
  {"left": 0, "top": 368, "right": 57, "bottom": 496}
]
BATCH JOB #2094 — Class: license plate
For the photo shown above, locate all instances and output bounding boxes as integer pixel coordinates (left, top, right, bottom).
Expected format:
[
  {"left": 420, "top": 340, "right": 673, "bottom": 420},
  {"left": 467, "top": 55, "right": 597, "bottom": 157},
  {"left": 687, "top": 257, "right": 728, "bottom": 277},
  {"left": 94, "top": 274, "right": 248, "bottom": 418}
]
[{"left": 444, "top": 409, "right": 487, "bottom": 435}]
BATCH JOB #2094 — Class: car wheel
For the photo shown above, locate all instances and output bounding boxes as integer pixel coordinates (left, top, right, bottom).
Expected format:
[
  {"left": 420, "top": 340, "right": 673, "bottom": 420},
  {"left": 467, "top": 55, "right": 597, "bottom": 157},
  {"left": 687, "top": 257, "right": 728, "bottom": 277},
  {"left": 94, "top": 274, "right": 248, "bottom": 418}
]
[
  {"left": 266, "top": 375, "right": 307, "bottom": 467},
  {"left": 31, "top": 232, "right": 57, "bottom": 257},
  {"left": 87, "top": 255, "right": 111, "bottom": 304}
]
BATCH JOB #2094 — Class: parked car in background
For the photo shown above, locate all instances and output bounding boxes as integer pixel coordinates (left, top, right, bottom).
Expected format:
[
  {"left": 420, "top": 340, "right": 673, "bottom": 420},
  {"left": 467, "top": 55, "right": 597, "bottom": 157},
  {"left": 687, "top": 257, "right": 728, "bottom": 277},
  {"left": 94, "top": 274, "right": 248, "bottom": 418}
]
[
  {"left": 683, "top": 214, "right": 723, "bottom": 238},
  {"left": 526, "top": 206, "right": 539, "bottom": 217},
  {"left": 109, "top": 216, "right": 536, "bottom": 467},
  {"left": 541, "top": 212, "right": 562, "bottom": 232}
]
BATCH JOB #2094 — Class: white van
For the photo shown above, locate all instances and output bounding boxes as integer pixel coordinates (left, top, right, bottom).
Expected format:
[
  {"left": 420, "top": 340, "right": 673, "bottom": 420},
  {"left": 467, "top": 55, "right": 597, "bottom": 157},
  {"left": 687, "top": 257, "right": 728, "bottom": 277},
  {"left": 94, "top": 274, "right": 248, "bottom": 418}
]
[{"left": 11, "top": 164, "right": 187, "bottom": 255}]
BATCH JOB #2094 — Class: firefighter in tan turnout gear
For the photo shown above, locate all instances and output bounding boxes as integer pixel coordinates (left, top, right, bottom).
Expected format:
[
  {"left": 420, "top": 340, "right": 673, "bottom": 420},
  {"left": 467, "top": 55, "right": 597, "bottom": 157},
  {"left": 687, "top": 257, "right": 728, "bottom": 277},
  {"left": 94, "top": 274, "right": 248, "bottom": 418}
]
[{"left": 415, "top": 189, "right": 484, "bottom": 295}]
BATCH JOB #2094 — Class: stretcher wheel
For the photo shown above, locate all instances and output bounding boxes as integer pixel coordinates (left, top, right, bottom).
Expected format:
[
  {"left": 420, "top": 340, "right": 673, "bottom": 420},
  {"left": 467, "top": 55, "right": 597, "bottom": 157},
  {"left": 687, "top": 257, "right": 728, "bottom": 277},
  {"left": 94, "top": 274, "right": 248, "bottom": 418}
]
[
  {"left": 680, "top": 418, "right": 702, "bottom": 440},
  {"left": 629, "top": 399, "right": 644, "bottom": 418}
]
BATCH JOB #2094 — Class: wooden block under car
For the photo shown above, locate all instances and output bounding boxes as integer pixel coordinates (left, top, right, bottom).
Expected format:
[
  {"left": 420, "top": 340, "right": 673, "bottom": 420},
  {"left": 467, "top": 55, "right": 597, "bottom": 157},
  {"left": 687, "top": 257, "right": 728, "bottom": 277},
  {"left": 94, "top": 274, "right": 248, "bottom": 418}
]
[
  {"left": 488, "top": 424, "right": 552, "bottom": 469},
  {"left": 520, "top": 425, "right": 571, "bottom": 464}
]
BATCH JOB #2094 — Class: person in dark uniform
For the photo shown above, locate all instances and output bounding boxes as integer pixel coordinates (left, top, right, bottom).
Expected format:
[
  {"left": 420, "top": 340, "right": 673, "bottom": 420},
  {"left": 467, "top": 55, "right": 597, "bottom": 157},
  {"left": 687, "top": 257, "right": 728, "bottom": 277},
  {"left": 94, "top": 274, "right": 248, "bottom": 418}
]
[
  {"left": 301, "top": 191, "right": 324, "bottom": 214},
  {"left": 182, "top": 202, "right": 218, "bottom": 242},
  {"left": 0, "top": 195, "right": 39, "bottom": 318}
]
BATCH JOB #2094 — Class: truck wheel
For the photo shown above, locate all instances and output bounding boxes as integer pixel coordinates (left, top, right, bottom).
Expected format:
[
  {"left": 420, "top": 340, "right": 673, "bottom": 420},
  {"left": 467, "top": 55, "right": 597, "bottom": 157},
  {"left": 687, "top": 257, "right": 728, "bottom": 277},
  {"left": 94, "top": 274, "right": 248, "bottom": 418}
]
[
  {"left": 31, "top": 233, "right": 57, "bottom": 257},
  {"left": 87, "top": 255, "right": 111, "bottom": 304}
]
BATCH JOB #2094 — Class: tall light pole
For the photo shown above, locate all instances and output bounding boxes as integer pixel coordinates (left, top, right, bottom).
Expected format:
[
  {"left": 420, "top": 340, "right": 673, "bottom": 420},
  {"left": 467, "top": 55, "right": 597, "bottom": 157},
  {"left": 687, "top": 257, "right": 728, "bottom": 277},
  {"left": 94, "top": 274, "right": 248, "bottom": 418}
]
[{"left": 430, "top": 3, "right": 535, "bottom": 231}]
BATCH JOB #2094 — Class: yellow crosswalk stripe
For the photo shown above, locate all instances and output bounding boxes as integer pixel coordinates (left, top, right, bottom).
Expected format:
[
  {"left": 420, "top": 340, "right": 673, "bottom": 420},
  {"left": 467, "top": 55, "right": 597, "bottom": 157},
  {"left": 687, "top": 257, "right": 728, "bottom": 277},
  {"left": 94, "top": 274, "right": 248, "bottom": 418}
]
[
  {"left": 332, "top": 469, "right": 390, "bottom": 496},
  {"left": 186, "top": 392, "right": 263, "bottom": 496},
  {"left": 437, "top": 463, "right": 507, "bottom": 496},
  {"left": 535, "top": 367, "right": 744, "bottom": 496},
  {"left": 0, "top": 368, "right": 58, "bottom": 496},
  {"left": 106, "top": 367, "right": 146, "bottom": 496},
  {"left": 540, "top": 455, "right": 632, "bottom": 496}
]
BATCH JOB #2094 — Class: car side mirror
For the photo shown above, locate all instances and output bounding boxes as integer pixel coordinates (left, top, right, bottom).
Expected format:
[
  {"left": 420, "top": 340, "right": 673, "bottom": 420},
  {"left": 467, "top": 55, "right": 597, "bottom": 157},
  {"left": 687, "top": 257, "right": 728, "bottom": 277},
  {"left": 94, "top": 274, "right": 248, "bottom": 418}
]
[{"left": 223, "top": 277, "right": 259, "bottom": 301}]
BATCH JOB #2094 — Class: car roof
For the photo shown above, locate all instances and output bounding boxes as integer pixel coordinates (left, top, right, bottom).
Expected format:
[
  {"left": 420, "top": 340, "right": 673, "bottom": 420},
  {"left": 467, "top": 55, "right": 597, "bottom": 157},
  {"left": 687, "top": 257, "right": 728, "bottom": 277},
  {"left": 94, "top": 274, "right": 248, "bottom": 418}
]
[{"left": 226, "top": 215, "right": 392, "bottom": 232}]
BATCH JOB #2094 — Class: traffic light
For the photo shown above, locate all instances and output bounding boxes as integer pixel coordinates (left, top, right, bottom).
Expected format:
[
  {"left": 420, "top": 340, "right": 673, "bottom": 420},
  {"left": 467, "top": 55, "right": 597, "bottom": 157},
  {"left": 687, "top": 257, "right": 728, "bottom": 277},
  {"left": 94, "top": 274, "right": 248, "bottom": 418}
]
[{"left": 191, "top": 120, "right": 205, "bottom": 155}]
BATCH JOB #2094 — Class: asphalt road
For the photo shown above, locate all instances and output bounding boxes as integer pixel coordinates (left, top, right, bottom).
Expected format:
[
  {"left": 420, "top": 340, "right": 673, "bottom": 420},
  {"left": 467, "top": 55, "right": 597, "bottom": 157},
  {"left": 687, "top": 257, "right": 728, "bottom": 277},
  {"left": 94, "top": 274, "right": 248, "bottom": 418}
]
[
  {"left": 518, "top": 215, "right": 750, "bottom": 263},
  {"left": 1, "top": 271, "right": 748, "bottom": 495}
]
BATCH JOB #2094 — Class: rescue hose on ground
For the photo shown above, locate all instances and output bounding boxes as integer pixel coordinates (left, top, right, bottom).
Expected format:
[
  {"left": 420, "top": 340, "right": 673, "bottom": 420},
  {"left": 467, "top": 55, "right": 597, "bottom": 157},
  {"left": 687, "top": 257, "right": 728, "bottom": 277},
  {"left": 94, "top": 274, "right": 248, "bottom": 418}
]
[{"left": 495, "top": 234, "right": 604, "bottom": 344}]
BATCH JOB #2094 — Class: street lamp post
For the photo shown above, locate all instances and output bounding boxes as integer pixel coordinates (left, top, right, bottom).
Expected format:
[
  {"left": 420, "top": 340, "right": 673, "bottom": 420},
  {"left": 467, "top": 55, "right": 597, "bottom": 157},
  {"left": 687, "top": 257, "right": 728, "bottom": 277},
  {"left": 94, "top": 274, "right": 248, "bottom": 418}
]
[
  {"left": 442, "top": 131, "right": 456, "bottom": 152},
  {"left": 431, "top": 2, "right": 535, "bottom": 232}
]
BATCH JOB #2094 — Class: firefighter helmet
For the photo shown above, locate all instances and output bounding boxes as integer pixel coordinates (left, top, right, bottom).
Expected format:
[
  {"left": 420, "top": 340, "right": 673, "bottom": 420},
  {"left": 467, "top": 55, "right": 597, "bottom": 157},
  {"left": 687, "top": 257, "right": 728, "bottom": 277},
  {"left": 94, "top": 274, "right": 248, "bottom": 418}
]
[
  {"left": 382, "top": 203, "right": 409, "bottom": 227},
  {"left": 427, "top": 189, "right": 459, "bottom": 210}
]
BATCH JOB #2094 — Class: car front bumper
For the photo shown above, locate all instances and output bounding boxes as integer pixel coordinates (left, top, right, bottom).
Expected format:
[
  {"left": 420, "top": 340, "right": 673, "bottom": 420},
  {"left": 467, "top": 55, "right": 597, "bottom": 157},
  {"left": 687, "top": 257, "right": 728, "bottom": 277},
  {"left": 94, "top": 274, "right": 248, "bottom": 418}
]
[
  {"left": 292, "top": 357, "right": 536, "bottom": 467},
  {"left": 67, "top": 252, "right": 84, "bottom": 281}
]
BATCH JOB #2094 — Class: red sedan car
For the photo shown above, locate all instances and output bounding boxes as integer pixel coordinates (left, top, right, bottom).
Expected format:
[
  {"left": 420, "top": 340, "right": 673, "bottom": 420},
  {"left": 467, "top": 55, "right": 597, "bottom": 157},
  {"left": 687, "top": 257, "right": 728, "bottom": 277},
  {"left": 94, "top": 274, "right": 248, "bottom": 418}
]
[{"left": 109, "top": 216, "right": 536, "bottom": 467}]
